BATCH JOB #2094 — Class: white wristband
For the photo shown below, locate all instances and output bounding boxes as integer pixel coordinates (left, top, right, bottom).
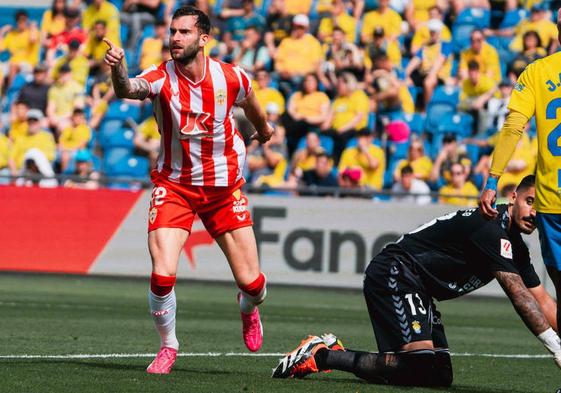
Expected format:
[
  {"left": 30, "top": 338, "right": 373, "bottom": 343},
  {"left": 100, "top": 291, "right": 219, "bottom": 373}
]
[{"left": 537, "top": 328, "right": 561, "bottom": 355}]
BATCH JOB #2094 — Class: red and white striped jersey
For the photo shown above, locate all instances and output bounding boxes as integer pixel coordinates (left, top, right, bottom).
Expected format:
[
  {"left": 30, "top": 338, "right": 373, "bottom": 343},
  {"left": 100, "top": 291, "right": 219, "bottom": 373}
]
[{"left": 137, "top": 57, "right": 252, "bottom": 187}]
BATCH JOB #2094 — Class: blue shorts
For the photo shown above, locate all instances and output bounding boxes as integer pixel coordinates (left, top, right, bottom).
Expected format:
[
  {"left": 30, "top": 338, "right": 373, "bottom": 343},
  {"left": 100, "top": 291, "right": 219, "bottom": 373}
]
[{"left": 536, "top": 213, "right": 561, "bottom": 270}]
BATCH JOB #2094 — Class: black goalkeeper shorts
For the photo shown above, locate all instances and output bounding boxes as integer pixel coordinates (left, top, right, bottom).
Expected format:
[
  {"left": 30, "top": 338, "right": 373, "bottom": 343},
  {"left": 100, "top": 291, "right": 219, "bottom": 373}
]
[{"left": 363, "top": 252, "right": 448, "bottom": 353}]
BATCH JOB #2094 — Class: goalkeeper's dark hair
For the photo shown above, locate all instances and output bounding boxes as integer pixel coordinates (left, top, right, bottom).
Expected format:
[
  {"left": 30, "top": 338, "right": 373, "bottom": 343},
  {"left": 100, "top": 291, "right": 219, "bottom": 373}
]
[
  {"left": 516, "top": 175, "right": 535, "bottom": 193},
  {"left": 172, "top": 6, "right": 211, "bottom": 35}
]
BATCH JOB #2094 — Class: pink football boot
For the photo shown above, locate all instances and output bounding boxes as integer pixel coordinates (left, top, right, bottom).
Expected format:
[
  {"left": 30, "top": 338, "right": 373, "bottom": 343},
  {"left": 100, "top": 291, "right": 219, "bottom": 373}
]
[
  {"left": 146, "top": 347, "right": 178, "bottom": 374},
  {"left": 238, "top": 293, "right": 263, "bottom": 352}
]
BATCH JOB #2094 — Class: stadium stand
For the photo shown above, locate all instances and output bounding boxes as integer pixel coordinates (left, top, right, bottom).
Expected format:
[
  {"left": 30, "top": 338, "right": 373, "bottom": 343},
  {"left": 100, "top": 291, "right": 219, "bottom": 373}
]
[{"left": 0, "top": 0, "right": 548, "bottom": 204}]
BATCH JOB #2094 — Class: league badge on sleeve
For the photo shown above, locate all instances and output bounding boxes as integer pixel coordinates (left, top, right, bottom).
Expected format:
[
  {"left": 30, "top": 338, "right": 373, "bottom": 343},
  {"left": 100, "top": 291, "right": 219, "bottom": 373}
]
[{"left": 500, "top": 239, "right": 513, "bottom": 259}]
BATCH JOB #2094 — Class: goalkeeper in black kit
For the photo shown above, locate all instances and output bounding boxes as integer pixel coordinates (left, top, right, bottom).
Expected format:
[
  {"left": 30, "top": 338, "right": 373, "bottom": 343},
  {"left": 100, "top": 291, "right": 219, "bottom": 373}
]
[{"left": 272, "top": 175, "right": 560, "bottom": 387}]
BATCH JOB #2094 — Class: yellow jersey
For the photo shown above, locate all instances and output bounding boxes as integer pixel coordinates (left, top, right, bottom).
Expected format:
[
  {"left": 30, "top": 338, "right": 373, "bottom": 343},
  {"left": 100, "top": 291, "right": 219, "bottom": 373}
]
[
  {"left": 395, "top": 156, "right": 433, "bottom": 181},
  {"left": 0, "top": 133, "right": 10, "bottom": 169},
  {"left": 331, "top": 90, "right": 369, "bottom": 131},
  {"left": 459, "top": 42, "right": 501, "bottom": 83},
  {"left": 338, "top": 145, "right": 386, "bottom": 190},
  {"left": 254, "top": 87, "right": 285, "bottom": 115},
  {"left": 460, "top": 74, "right": 497, "bottom": 100},
  {"left": 506, "top": 51, "right": 561, "bottom": 212},
  {"left": 318, "top": 13, "right": 357, "bottom": 44},
  {"left": 439, "top": 182, "right": 479, "bottom": 207},
  {"left": 10, "top": 131, "right": 56, "bottom": 169},
  {"left": 138, "top": 117, "right": 160, "bottom": 140},
  {"left": 83, "top": 1, "right": 121, "bottom": 42},
  {"left": 59, "top": 124, "right": 91, "bottom": 150},
  {"left": 290, "top": 91, "right": 330, "bottom": 118},
  {"left": 361, "top": 8, "right": 403, "bottom": 41}
]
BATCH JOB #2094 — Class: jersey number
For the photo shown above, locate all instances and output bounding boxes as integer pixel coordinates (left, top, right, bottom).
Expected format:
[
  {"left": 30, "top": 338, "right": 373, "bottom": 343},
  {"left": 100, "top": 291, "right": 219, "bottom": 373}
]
[
  {"left": 180, "top": 112, "right": 212, "bottom": 137},
  {"left": 405, "top": 293, "right": 426, "bottom": 316},
  {"left": 545, "top": 98, "right": 561, "bottom": 156}
]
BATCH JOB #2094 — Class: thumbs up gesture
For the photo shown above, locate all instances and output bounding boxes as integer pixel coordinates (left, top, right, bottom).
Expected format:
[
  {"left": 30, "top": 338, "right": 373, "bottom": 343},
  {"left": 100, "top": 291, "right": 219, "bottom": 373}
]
[{"left": 103, "top": 37, "right": 125, "bottom": 67}]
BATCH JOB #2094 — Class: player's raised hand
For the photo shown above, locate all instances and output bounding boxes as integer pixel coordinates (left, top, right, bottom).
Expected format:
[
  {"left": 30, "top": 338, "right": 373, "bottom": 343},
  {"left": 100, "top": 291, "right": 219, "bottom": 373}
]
[
  {"left": 479, "top": 176, "right": 499, "bottom": 219},
  {"left": 103, "top": 37, "right": 125, "bottom": 67},
  {"left": 251, "top": 123, "right": 274, "bottom": 144}
]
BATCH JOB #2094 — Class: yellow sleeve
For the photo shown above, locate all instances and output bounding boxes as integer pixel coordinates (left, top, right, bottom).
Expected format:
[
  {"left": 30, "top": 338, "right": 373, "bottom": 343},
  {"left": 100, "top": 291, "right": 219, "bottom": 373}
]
[
  {"left": 338, "top": 149, "right": 353, "bottom": 172},
  {"left": 508, "top": 65, "right": 536, "bottom": 119},
  {"left": 361, "top": 13, "right": 374, "bottom": 38},
  {"left": 489, "top": 110, "right": 529, "bottom": 176}
]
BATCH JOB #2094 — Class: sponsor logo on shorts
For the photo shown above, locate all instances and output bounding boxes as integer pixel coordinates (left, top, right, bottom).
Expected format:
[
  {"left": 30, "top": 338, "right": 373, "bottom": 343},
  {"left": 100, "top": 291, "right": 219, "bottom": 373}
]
[
  {"left": 232, "top": 191, "right": 249, "bottom": 221},
  {"left": 149, "top": 207, "right": 158, "bottom": 224},
  {"left": 412, "top": 320, "right": 421, "bottom": 334},
  {"left": 500, "top": 238, "right": 513, "bottom": 259}
]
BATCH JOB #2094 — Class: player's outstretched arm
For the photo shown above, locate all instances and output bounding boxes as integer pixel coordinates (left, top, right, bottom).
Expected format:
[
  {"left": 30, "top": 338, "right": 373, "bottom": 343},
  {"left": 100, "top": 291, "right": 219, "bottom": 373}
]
[
  {"left": 103, "top": 37, "right": 150, "bottom": 100},
  {"left": 529, "top": 284, "right": 558, "bottom": 332},
  {"left": 238, "top": 91, "right": 274, "bottom": 144},
  {"left": 495, "top": 271, "right": 561, "bottom": 368}
]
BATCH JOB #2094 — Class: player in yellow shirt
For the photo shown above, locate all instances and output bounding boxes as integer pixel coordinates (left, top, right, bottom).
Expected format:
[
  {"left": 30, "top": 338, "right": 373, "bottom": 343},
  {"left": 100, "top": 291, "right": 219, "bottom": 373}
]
[
  {"left": 480, "top": 8, "right": 561, "bottom": 336},
  {"left": 439, "top": 162, "right": 479, "bottom": 206},
  {"left": 338, "top": 130, "right": 386, "bottom": 190},
  {"left": 361, "top": 0, "right": 403, "bottom": 42},
  {"left": 59, "top": 108, "right": 91, "bottom": 171},
  {"left": 458, "top": 29, "right": 501, "bottom": 83},
  {"left": 8, "top": 109, "right": 56, "bottom": 174}
]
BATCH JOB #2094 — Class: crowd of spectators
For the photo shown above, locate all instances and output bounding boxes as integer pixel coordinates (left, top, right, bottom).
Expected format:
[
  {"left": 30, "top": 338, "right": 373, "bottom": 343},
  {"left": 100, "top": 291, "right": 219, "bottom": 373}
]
[{"left": 0, "top": 0, "right": 550, "bottom": 205}]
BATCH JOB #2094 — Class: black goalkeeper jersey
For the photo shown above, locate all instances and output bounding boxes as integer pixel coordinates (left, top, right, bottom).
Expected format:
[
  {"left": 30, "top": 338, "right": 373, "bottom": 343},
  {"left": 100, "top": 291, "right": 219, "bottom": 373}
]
[{"left": 380, "top": 205, "right": 540, "bottom": 301}]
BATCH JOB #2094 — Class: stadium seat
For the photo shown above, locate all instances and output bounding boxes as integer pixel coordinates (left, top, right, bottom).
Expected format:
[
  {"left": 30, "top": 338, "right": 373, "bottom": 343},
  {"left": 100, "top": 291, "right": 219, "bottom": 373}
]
[
  {"left": 102, "top": 147, "right": 132, "bottom": 171},
  {"left": 425, "top": 103, "right": 456, "bottom": 134},
  {"left": 429, "top": 85, "right": 460, "bottom": 107},
  {"left": 387, "top": 140, "right": 409, "bottom": 161},
  {"left": 101, "top": 127, "right": 135, "bottom": 150},
  {"left": 500, "top": 9, "right": 527, "bottom": 29},
  {"left": 105, "top": 100, "right": 142, "bottom": 122},
  {"left": 296, "top": 134, "right": 334, "bottom": 155},
  {"left": 452, "top": 23, "right": 477, "bottom": 52},
  {"left": 105, "top": 155, "right": 150, "bottom": 179},
  {"left": 403, "top": 112, "right": 425, "bottom": 135},
  {"left": 436, "top": 112, "right": 474, "bottom": 137},
  {"left": 455, "top": 8, "right": 491, "bottom": 29}
]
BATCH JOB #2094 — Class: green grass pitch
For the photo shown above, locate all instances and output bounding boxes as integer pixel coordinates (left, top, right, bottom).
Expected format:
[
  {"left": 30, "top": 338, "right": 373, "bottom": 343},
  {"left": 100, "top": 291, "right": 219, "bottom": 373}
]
[{"left": 0, "top": 273, "right": 559, "bottom": 393}]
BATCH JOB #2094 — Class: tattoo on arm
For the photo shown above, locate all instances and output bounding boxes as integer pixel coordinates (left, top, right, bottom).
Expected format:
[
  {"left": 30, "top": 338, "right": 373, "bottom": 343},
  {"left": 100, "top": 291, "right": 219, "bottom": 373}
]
[
  {"left": 111, "top": 62, "right": 150, "bottom": 100},
  {"left": 495, "top": 271, "right": 550, "bottom": 335}
]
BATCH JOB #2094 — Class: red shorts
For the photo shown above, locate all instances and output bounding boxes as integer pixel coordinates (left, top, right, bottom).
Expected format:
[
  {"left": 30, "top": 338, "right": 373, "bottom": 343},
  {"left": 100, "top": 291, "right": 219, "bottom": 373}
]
[{"left": 148, "top": 173, "right": 253, "bottom": 238}]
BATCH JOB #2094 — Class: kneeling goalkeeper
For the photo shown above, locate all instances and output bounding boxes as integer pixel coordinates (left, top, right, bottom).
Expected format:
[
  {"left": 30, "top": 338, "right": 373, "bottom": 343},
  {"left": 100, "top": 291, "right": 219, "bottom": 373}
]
[{"left": 273, "top": 175, "right": 560, "bottom": 386}]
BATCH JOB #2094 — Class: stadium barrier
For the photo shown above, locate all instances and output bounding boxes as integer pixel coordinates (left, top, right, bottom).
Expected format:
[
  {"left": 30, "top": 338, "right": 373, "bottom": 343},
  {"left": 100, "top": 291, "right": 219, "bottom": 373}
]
[{"left": 0, "top": 185, "right": 552, "bottom": 296}]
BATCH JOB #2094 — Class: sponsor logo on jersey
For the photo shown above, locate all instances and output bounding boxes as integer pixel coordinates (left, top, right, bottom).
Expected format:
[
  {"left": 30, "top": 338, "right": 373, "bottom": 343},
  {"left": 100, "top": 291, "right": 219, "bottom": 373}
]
[
  {"left": 216, "top": 89, "right": 226, "bottom": 105},
  {"left": 149, "top": 207, "right": 158, "bottom": 224},
  {"left": 500, "top": 238, "right": 513, "bottom": 259},
  {"left": 412, "top": 320, "right": 422, "bottom": 334},
  {"left": 514, "top": 82, "right": 525, "bottom": 92}
]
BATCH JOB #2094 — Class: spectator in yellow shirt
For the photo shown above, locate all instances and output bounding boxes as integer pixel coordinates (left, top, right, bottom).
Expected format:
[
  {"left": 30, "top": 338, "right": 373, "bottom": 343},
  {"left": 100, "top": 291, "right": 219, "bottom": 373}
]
[
  {"left": 405, "top": 0, "right": 446, "bottom": 31},
  {"left": 134, "top": 116, "right": 160, "bottom": 169},
  {"left": 84, "top": 20, "right": 112, "bottom": 74},
  {"left": 274, "top": 14, "right": 324, "bottom": 94},
  {"left": 363, "top": 27, "right": 402, "bottom": 71},
  {"left": 410, "top": 6, "right": 451, "bottom": 55},
  {"left": 83, "top": 0, "right": 121, "bottom": 43},
  {"left": 47, "top": 63, "right": 85, "bottom": 131},
  {"left": 317, "top": 0, "right": 357, "bottom": 44},
  {"left": 508, "top": 30, "right": 547, "bottom": 78},
  {"left": 51, "top": 39, "right": 90, "bottom": 87},
  {"left": 59, "top": 108, "right": 91, "bottom": 171},
  {"left": 0, "top": 132, "right": 11, "bottom": 182},
  {"left": 254, "top": 70, "right": 285, "bottom": 115},
  {"left": 8, "top": 101, "right": 30, "bottom": 142},
  {"left": 458, "top": 60, "right": 498, "bottom": 135},
  {"left": 9, "top": 109, "right": 56, "bottom": 174},
  {"left": 439, "top": 162, "right": 479, "bottom": 207},
  {"left": 405, "top": 19, "right": 453, "bottom": 111},
  {"left": 320, "top": 27, "right": 364, "bottom": 92},
  {"left": 0, "top": 10, "right": 40, "bottom": 83},
  {"left": 291, "top": 131, "right": 326, "bottom": 173},
  {"left": 139, "top": 20, "right": 168, "bottom": 71},
  {"left": 40, "top": 0, "right": 66, "bottom": 47},
  {"left": 510, "top": 4, "right": 558, "bottom": 53},
  {"left": 393, "top": 139, "right": 433, "bottom": 182},
  {"left": 338, "top": 130, "right": 386, "bottom": 191},
  {"left": 361, "top": 0, "right": 403, "bottom": 43},
  {"left": 458, "top": 29, "right": 501, "bottom": 83},
  {"left": 282, "top": 73, "right": 330, "bottom": 156},
  {"left": 323, "top": 73, "right": 370, "bottom": 162}
]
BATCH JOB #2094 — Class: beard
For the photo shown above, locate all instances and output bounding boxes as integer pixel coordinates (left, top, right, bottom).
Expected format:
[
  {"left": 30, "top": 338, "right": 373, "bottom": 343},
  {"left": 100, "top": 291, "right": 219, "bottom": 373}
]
[{"left": 171, "top": 40, "right": 200, "bottom": 65}]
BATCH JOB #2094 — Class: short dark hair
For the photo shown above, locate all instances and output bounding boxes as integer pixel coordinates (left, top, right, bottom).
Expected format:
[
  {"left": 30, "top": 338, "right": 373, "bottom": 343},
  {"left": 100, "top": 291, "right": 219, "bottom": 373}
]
[
  {"left": 94, "top": 19, "right": 107, "bottom": 27},
  {"left": 401, "top": 165, "right": 414, "bottom": 176},
  {"left": 467, "top": 60, "right": 480, "bottom": 71},
  {"left": 172, "top": 6, "right": 211, "bottom": 35},
  {"left": 15, "top": 9, "right": 28, "bottom": 21},
  {"left": 516, "top": 175, "right": 535, "bottom": 193}
]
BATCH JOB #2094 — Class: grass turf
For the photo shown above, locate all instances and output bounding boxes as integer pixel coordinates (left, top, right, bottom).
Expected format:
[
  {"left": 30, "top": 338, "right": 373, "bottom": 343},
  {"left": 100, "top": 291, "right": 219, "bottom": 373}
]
[{"left": 0, "top": 273, "right": 559, "bottom": 393}]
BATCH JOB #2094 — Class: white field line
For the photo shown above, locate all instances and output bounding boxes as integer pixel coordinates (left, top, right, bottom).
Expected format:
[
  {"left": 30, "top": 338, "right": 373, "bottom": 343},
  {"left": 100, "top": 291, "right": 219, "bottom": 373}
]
[{"left": 0, "top": 352, "right": 551, "bottom": 360}]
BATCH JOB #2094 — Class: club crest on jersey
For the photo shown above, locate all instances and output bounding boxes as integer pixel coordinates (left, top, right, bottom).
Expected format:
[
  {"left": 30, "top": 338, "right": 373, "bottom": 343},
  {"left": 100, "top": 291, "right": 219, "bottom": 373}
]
[
  {"left": 514, "top": 82, "right": 525, "bottom": 92},
  {"left": 500, "top": 239, "right": 513, "bottom": 259},
  {"left": 412, "top": 320, "right": 421, "bottom": 334},
  {"left": 149, "top": 207, "right": 158, "bottom": 224},
  {"left": 216, "top": 89, "right": 226, "bottom": 105}
]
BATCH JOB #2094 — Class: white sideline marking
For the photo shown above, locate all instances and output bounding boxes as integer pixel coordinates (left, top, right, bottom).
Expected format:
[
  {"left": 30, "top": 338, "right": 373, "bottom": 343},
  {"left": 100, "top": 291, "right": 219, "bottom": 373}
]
[{"left": 0, "top": 352, "right": 550, "bottom": 360}]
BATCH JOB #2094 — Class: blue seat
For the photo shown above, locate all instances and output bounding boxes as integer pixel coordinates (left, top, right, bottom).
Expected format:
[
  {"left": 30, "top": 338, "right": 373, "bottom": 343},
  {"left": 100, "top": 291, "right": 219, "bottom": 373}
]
[
  {"left": 455, "top": 8, "right": 490, "bottom": 28},
  {"left": 107, "top": 155, "right": 150, "bottom": 178},
  {"left": 430, "top": 85, "right": 460, "bottom": 107},
  {"left": 295, "top": 134, "right": 334, "bottom": 156},
  {"left": 452, "top": 23, "right": 477, "bottom": 52},
  {"left": 387, "top": 140, "right": 409, "bottom": 161},
  {"left": 403, "top": 112, "right": 425, "bottom": 135},
  {"left": 436, "top": 112, "right": 474, "bottom": 137},
  {"left": 102, "top": 127, "right": 135, "bottom": 150},
  {"left": 105, "top": 101, "right": 141, "bottom": 122},
  {"left": 102, "top": 147, "right": 132, "bottom": 173},
  {"left": 425, "top": 103, "right": 456, "bottom": 134},
  {"left": 500, "top": 9, "right": 527, "bottom": 29}
]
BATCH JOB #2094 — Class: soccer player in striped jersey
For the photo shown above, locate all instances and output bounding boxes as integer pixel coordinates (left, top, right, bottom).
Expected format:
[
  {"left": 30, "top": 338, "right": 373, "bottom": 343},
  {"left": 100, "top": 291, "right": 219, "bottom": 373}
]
[
  {"left": 480, "top": 8, "right": 561, "bottom": 346},
  {"left": 104, "top": 6, "right": 273, "bottom": 374}
]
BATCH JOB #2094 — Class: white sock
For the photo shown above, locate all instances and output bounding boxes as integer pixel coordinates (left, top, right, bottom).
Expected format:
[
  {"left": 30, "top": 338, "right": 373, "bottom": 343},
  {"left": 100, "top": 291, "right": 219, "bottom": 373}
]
[
  {"left": 239, "top": 286, "right": 267, "bottom": 314},
  {"left": 149, "top": 289, "right": 179, "bottom": 350}
]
